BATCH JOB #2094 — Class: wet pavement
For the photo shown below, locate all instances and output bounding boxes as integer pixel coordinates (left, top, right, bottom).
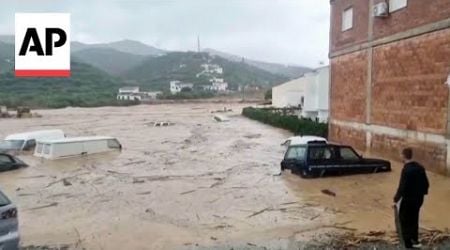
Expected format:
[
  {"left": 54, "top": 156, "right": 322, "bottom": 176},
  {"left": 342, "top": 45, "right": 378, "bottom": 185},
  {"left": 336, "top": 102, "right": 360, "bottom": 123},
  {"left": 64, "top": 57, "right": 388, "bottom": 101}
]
[{"left": 0, "top": 103, "right": 449, "bottom": 249}]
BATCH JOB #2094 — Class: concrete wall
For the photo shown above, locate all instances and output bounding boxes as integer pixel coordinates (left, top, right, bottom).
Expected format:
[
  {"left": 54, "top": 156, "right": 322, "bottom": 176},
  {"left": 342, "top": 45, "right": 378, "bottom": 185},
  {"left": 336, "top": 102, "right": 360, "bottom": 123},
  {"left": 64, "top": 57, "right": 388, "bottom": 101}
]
[
  {"left": 272, "top": 78, "right": 307, "bottom": 108},
  {"left": 329, "top": 0, "right": 450, "bottom": 174}
]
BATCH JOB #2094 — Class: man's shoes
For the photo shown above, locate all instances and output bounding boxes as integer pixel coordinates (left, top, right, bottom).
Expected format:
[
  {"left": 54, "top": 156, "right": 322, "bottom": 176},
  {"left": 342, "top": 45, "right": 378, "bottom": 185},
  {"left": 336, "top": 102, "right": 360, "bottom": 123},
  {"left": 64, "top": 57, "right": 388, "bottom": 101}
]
[{"left": 411, "top": 240, "right": 422, "bottom": 249}]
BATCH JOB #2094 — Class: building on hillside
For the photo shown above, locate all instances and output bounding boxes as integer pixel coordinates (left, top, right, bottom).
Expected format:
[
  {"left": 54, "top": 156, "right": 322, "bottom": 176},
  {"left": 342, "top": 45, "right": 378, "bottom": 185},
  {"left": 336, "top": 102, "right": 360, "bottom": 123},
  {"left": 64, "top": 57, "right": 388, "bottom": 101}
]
[
  {"left": 170, "top": 81, "right": 194, "bottom": 94},
  {"left": 196, "top": 64, "right": 224, "bottom": 77},
  {"left": 329, "top": 0, "right": 450, "bottom": 174},
  {"left": 117, "top": 87, "right": 161, "bottom": 101},
  {"left": 117, "top": 87, "right": 141, "bottom": 101},
  {"left": 210, "top": 78, "right": 228, "bottom": 92},
  {"left": 272, "top": 78, "right": 308, "bottom": 108}
]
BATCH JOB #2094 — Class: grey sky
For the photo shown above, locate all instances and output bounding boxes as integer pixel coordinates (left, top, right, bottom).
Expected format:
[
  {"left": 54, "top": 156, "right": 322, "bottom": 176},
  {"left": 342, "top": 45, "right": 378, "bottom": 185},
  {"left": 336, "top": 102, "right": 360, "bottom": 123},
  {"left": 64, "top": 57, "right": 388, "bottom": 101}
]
[{"left": 0, "top": 0, "right": 330, "bottom": 67}]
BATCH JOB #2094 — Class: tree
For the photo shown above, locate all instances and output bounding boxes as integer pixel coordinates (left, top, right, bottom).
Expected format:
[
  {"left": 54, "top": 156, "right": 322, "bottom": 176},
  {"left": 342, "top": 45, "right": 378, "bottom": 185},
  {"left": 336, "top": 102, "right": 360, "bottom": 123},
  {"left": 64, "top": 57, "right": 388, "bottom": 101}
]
[{"left": 264, "top": 89, "right": 272, "bottom": 100}]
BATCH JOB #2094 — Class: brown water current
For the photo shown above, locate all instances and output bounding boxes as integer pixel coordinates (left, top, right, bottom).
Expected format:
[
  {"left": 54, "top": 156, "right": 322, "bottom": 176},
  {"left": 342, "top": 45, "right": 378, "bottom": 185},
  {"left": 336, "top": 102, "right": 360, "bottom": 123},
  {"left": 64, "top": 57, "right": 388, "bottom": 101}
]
[{"left": 0, "top": 104, "right": 448, "bottom": 249}]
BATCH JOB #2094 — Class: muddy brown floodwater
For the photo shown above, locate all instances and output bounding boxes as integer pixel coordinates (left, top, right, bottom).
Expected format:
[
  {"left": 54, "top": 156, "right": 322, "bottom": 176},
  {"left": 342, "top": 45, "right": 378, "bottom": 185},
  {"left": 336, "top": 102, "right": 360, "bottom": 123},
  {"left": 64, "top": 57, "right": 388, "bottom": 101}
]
[{"left": 0, "top": 103, "right": 449, "bottom": 249}]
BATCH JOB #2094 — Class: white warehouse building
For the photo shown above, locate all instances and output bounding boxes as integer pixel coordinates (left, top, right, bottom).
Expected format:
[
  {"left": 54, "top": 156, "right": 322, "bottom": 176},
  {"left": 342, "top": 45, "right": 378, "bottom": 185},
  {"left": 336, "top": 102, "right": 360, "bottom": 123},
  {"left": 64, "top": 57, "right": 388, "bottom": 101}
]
[
  {"left": 272, "top": 78, "right": 308, "bottom": 108},
  {"left": 271, "top": 66, "right": 330, "bottom": 122}
]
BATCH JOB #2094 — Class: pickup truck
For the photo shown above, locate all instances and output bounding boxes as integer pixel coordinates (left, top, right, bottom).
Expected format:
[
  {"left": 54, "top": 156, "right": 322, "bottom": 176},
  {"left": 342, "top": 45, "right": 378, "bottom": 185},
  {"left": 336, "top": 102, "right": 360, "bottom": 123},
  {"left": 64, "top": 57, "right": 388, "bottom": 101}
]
[{"left": 281, "top": 143, "right": 391, "bottom": 178}]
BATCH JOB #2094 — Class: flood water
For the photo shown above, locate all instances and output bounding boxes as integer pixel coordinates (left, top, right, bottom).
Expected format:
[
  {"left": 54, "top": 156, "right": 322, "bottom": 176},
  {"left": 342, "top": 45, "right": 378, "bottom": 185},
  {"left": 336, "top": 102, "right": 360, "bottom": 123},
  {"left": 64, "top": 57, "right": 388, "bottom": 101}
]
[{"left": 0, "top": 104, "right": 449, "bottom": 249}]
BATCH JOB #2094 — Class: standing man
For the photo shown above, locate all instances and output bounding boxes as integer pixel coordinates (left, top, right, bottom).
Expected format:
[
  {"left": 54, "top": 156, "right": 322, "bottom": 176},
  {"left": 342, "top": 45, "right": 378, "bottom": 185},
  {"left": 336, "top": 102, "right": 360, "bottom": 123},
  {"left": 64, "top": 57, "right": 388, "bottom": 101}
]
[{"left": 394, "top": 148, "right": 429, "bottom": 249}]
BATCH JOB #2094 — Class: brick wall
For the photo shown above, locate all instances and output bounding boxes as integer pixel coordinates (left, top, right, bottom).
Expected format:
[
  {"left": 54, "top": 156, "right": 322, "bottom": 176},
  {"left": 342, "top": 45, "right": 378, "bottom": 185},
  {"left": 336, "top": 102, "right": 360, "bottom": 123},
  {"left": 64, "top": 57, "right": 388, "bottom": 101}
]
[
  {"left": 329, "top": 124, "right": 366, "bottom": 150},
  {"left": 330, "top": 50, "right": 368, "bottom": 123},
  {"left": 330, "top": 0, "right": 369, "bottom": 53},
  {"left": 371, "top": 29, "right": 450, "bottom": 134},
  {"left": 373, "top": 0, "right": 450, "bottom": 40},
  {"left": 371, "top": 133, "right": 447, "bottom": 174}
]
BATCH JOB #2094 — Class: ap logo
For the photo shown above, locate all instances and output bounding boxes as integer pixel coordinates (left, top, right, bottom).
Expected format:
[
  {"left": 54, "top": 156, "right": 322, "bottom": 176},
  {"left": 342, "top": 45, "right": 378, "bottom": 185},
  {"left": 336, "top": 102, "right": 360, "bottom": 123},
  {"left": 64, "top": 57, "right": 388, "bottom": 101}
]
[{"left": 15, "top": 13, "right": 71, "bottom": 77}]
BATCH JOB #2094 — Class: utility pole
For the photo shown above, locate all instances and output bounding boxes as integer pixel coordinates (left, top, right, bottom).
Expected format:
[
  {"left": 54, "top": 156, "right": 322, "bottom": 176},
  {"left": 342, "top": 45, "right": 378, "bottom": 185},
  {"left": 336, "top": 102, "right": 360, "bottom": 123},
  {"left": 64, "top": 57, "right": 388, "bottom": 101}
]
[{"left": 197, "top": 35, "right": 201, "bottom": 53}]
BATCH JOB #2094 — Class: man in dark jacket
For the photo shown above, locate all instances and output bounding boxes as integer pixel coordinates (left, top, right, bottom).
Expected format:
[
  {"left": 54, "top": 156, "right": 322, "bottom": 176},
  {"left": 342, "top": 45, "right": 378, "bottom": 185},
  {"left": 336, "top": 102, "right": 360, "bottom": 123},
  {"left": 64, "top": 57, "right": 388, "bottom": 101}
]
[{"left": 394, "top": 148, "right": 429, "bottom": 249}]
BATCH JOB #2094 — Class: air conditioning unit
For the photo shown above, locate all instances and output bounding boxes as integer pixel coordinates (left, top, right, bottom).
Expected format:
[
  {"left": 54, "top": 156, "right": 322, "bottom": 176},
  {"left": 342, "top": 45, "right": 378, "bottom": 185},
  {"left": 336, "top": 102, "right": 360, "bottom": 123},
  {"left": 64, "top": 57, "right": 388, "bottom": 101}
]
[{"left": 373, "top": 2, "right": 389, "bottom": 17}]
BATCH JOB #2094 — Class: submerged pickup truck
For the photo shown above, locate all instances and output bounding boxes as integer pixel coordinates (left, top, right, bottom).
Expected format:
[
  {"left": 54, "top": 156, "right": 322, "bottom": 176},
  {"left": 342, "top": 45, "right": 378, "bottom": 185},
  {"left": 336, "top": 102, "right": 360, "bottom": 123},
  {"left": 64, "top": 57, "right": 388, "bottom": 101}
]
[{"left": 281, "top": 143, "right": 391, "bottom": 178}]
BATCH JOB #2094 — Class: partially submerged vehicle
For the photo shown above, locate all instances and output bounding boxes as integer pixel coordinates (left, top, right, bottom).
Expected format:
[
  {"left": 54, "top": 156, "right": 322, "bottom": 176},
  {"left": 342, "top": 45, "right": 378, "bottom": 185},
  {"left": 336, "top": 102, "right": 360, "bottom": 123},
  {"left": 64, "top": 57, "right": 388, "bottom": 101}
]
[
  {"left": 281, "top": 143, "right": 391, "bottom": 178},
  {"left": 281, "top": 136, "right": 327, "bottom": 146},
  {"left": 34, "top": 136, "right": 122, "bottom": 160},
  {"left": 0, "top": 189, "right": 20, "bottom": 249},
  {"left": 0, "top": 129, "right": 65, "bottom": 154},
  {"left": 0, "top": 153, "right": 28, "bottom": 172},
  {"left": 214, "top": 114, "right": 230, "bottom": 122}
]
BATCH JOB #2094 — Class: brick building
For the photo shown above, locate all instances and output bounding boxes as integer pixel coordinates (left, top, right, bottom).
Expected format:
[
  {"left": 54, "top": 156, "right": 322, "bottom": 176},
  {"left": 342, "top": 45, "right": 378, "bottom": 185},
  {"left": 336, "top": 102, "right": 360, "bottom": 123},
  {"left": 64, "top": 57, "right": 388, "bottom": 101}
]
[{"left": 329, "top": 0, "right": 450, "bottom": 174}]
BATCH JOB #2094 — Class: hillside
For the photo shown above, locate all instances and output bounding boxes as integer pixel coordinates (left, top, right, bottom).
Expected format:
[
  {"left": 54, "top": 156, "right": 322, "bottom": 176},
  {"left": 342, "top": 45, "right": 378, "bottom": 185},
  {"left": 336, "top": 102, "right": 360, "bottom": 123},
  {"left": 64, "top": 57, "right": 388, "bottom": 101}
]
[
  {"left": 73, "top": 48, "right": 147, "bottom": 75},
  {"left": 0, "top": 61, "right": 124, "bottom": 108},
  {"left": 72, "top": 40, "right": 166, "bottom": 56},
  {"left": 204, "top": 48, "right": 311, "bottom": 78},
  {"left": 0, "top": 42, "right": 14, "bottom": 73},
  {"left": 123, "top": 52, "right": 288, "bottom": 91}
]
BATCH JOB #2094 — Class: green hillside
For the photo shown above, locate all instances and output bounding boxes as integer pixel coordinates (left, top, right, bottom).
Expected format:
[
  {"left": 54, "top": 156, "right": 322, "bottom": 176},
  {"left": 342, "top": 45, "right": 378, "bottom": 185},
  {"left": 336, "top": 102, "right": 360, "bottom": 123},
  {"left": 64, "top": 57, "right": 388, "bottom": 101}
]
[
  {"left": 73, "top": 47, "right": 147, "bottom": 75},
  {"left": 0, "top": 61, "right": 124, "bottom": 108},
  {"left": 0, "top": 42, "right": 14, "bottom": 73},
  {"left": 123, "top": 52, "right": 288, "bottom": 91}
]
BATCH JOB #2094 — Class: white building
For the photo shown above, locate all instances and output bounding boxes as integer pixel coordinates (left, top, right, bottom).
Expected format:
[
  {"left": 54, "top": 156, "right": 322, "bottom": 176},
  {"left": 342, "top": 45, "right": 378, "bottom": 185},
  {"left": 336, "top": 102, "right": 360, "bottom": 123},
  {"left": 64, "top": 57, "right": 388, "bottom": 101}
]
[
  {"left": 301, "top": 66, "right": 330, "bottom": 123},
  {"left": 170, "top": 81, "right": 194, "bottom": 94},
  {"left": 117, "top": 87, "right": 142, "bottom": 101},
  {"left": 272, "top": 78, "right": 308, "bottom": 108},
  {"left": 117, "top": 87, "right": 161, "bottom": 101},
  {"left": 196, "top": 64, "right": 224, "bottom": 77},
  {"left": 271, "top": 66, "right": 330, "bottom": 122}
]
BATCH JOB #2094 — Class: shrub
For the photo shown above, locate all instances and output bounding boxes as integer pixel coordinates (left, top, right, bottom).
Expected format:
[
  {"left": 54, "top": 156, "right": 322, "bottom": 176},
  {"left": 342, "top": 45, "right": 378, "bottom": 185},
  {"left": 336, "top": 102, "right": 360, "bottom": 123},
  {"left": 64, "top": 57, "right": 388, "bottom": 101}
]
[{"left": 242, "top": 107, "right": 328, "bottom": 138}]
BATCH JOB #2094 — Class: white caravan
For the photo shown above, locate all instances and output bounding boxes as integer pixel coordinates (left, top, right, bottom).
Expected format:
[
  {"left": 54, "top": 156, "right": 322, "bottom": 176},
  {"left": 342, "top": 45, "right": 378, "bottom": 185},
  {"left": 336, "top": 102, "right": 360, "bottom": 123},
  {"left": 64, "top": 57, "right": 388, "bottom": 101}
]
[
  {"left": 0, "top": 130, "right": 65, "bottom": 153},
  {"left": 34, "top": 136, "right": 122, "bottom": 160}
]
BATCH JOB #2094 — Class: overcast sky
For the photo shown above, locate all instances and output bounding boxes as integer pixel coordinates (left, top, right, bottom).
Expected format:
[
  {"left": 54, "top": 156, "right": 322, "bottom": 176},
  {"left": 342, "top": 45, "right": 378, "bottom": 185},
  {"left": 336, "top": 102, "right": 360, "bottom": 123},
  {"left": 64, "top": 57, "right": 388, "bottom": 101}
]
[{"left": 0, "top": 0, "right": 330, "bottom": 68}]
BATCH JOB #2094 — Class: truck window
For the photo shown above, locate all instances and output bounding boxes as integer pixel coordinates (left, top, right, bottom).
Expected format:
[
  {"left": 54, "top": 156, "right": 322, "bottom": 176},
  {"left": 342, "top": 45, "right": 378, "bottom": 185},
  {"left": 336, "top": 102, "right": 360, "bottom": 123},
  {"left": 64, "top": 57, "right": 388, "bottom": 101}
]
[
  {"left": 285, "top": 146, "right": 306, "bottom": 160},
  {"left": 309, "top": 147, "right": 334, "bottom": 160},
  {"left": 339, "top": 147, "right": 360, "bottom": 160}
]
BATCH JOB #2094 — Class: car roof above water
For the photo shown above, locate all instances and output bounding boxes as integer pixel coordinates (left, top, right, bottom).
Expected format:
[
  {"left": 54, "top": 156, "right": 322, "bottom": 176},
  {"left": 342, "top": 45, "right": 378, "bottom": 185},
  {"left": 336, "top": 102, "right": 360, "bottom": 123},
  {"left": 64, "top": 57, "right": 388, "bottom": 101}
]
[
  {"left": 37, "top": 136, "right": 116, "bottom": 144},
  {"left": 5, "top": 129, "right": 64, "bottom": 141},
  {"left": 287, "top": 136, "right": 327, "bottom": 145}
]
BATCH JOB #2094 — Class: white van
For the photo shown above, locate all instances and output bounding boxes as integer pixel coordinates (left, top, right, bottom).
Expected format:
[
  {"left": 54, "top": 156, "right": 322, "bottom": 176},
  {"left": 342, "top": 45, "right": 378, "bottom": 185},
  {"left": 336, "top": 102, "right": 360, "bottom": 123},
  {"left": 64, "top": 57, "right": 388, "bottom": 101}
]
[
  {"left": 0, "top": 130, "right": 65, "bottom": 153},
  {"left": 34, "top": 136, "right": 122, "bottom": 160}
]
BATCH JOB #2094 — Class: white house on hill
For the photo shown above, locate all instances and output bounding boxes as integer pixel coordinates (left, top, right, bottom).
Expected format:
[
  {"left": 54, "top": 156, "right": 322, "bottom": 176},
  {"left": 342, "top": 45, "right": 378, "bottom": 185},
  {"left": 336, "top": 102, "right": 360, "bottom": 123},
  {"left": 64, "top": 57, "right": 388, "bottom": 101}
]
[
  {"left": 170, "top": 81, "right": 194, "bottom": 94},
  {"left": 117, "top": 87, "right": 162, "bottom": 101}
]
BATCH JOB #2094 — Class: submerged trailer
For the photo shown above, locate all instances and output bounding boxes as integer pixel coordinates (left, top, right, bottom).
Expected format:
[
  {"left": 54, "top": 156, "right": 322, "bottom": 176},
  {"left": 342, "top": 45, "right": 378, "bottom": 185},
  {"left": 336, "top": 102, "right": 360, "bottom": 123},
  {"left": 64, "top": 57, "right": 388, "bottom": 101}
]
[{"left": 34, "top": 136, "right": 122, "bottom": 160}]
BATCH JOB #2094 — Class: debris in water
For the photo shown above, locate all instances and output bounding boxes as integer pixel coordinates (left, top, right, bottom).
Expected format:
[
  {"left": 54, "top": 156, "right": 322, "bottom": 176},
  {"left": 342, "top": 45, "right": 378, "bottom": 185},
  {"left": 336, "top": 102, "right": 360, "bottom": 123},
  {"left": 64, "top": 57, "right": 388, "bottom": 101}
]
[
  {"left": 63, "top": 178, "right": 72, "bottom": 186},
  {"left": 180, "top": 190, "right": 196, "bottom": 195},
  {"left": 28, "top": 202, "right": 58, "bottom": 211},
  {"left": 210, "top": 236, "right": 217, "bottom": 241},
  {"left": 133, "top": 178, "right": 145, "bottom": 184},
  {"left": 321, "top": 189, "right": 336, "bottom": 197}
]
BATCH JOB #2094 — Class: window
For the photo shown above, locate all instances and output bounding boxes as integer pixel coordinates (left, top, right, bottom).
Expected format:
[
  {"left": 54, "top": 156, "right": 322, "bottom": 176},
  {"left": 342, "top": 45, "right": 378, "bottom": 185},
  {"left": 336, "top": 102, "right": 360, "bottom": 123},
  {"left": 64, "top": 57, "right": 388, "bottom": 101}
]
[
  {"left": 36, "top": 143, "right": 43, "bottom": 154},
  {"left": 339, "top": 147, "right": 360, "bottom": 160},
  {"left": 309, "top": 147, "right": 334, "bottom": 160},
  {"left": 107, "top": 139, "right": 121, "bottom": 149},
  {"left": 0, "top": 155, "right": 13, "bottom": 164},
  {"left": 285, "top": 146, "right": 306, "bottom": 160},
  {"left": 342, "top": 7, "right": 353, "bottom": 31},
  {"left": 43, "top": 144, "right": 50, "bottom": 154},
  {"left": 23, "top": 139, "right": 36, "bottom": 151},
  {"left": 0, "top": 191, "right": 10, "bottom": 206},
  {"left": 389, "top": 0, "right": 407, "bottom": 12}
]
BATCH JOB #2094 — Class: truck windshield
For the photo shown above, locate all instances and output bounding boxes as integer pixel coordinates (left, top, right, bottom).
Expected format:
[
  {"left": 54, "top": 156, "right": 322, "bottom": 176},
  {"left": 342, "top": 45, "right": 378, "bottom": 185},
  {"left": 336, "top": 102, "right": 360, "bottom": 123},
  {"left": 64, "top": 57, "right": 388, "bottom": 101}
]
[
  {"left": 285, "top": 146, "right": 306, "bottom": 160},
  {"left": 0, "top": 140, "right": 24, "bottom": 150}
]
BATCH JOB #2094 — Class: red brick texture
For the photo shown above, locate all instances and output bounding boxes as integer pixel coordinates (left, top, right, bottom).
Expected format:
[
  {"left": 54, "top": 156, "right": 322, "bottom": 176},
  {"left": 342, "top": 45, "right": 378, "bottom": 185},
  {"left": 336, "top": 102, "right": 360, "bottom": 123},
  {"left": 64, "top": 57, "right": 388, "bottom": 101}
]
[
  {"left": 330, "top": 50, "right": 368, "bottom": 123},
  {"left": 373, "top": 0, "right": 450, "bottom": 40},
  {"left": 330, "top": 0, "right": 369, "bottom": 53},
  {"left": 371, "top": 29, "right": 450, "bottom": 134},
  {"left": 370, "top": 134, "right": 447, "bottom": 174},
  {"left": 329, "top": 124, "right": 366, "bottom": 151}
]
